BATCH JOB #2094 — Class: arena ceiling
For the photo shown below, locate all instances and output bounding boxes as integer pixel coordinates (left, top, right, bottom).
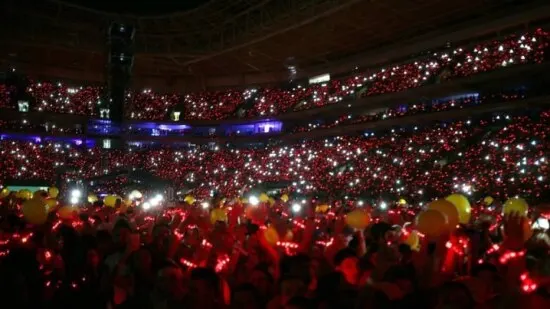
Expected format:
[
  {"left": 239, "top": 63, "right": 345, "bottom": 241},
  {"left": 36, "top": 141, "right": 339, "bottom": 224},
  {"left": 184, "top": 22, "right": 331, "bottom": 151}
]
[{"left": 1, "top": 0, "right": 549, "bottom": 90}]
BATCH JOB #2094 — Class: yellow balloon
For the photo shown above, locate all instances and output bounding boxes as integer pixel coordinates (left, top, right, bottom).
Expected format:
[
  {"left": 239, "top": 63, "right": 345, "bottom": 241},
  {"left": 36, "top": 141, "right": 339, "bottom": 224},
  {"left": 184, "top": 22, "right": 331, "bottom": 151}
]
[
  {"left": 259, "top": 193, "right": 269, "bottom": 203},
  {"left": 428, "top": 199, "right": 459, "bottom": 230},
  {"left": 484, "top": 196, "right": 494, "bottom": 206},
  {"left": 48, "top": 187, "right": 59, "bottom": 198},
  {"left": 264, "top": 226, "right": 280, "bottom": 246},
  {"left": 503, "top": 197, "right": 528, "bottom": 216},
  {"left": 33, "top": 190, "right": 47, "bottom": 201},
  {"left": 268, "top": 197, "right": 276, "bottom": 206},
  {"left": 446, "top": 194, "right": 472, "bottom": 224},
  {"left": 403, "top": 230, "right": 420, "bottom": 250},
  {"left": 345, "top": 210, "right": 371, "bottom": 229},
  {"left": 22, "top": 198, "right": 48, "bottom": 225},
  {"left": 316, "top": 204, "right": 329, "bottom": 213},
  {"left": 18, "top": 189, "right": 32, "bottom": 200},
  {"left": 502, "top": 218, "right": 533, "bottom": 242},
  {"left": 58, "top": 206, "right": 77, "bottom": 220},
  {"left": 45, "top": 199, "right": 58, "bottom": 211},
  {"left": 184, "top": 195, "right": 196, "bottom": 205},
  {"left": 0, "top": 188, "right": 10, "bottom": 198},
  {"left": 88, "top": 194, "right": 98, "bottom": 203},
  {"left": 210, "top": 208, "right": 228, "bottom": 224},
  {"left": 281, "top": 194, "right": 289, "bottom": 203},
  {"left": 104, "top": 195, "right": 118, "bottom": 207},
  {"left": 415, "top": 209, "right": 448, "bottom": 237},
  {"left": 398, "top": 198, "right": 407, "bottom": 206}
]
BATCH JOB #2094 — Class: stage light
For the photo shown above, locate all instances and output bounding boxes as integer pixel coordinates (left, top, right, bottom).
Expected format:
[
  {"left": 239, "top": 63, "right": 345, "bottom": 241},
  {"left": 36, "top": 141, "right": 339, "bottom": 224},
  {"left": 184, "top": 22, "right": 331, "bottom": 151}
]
[
  {"left": 249, "top": 195, "right": 259, "bottom": 206},
  {"left": 71, "top": 189, "right": 82, "bottom": 199},
  {"left": 129, "top": 190, "right": 142, "bottom": 200},
  {"left": 534, "top": 218, "right": 549, "bottom": 230},
  {"left": 291, "top": 203, "right": 302, "bottom": 213}
]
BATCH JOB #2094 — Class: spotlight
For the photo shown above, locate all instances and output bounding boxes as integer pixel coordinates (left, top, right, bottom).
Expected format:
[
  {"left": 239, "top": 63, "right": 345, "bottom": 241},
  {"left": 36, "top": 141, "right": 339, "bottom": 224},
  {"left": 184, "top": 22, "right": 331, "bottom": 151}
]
[
  {"left": 71, "top": 189, "right": 82, "bottom": 199},
  {"left": 249, "top": 196, "right": 259, "bottom": 206},
  {"left": 129, "top": 190, "right": 142, "bottom": 200},
  {"left": 534, "top": 218, "right": 549, "bottom": 230},
  {"left": 201, "top": 202, "right": 210, "bottom": 209},
  {"left": 150, "top": 194, "right": 163, "bottom": 207},
  {"left": 291, "top": 203, "right": 302, "bottom": 213},
  {"left": 142, "top": 201, "right": 151, "bottom": 210},
  {"left": 380, "top": 201, "right": 387, "bottom": 210}
]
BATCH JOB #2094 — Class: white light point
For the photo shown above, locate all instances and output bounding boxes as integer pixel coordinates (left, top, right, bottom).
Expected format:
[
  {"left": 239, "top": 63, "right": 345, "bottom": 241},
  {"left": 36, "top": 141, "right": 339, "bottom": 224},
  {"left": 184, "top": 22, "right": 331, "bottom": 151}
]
[{"left": 249, "top": 196, "right": 260, "bottom": 206}]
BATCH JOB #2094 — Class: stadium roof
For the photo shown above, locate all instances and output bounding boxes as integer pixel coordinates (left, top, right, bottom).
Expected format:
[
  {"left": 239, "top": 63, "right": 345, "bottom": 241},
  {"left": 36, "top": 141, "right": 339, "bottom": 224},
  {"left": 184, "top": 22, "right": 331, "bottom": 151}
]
[{"left": 2, "top": 0, "right": 550, "bottom": 91}]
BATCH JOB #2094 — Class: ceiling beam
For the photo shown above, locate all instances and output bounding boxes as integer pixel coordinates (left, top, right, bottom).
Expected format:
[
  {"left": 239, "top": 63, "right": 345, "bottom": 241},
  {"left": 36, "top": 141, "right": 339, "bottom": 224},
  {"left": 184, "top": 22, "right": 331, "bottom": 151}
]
[{"left": 180, "top": 0, "right": 363, "bottom": 66}]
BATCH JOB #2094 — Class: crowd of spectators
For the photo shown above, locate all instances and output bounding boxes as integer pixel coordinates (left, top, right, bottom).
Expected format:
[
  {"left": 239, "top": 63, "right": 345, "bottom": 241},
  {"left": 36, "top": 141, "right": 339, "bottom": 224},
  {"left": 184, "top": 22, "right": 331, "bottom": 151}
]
[
  {"left": 290, "top": 90, "right": 527, "bottom": 133},
  {"left": 1, "top": 110, "right": 548, "bottom": 204},
  {"left": 0, "top": 119, "right": 84, "bottom": 135},
  {"left": 1, "top": 29, "right": 548, "bottom": 122}
]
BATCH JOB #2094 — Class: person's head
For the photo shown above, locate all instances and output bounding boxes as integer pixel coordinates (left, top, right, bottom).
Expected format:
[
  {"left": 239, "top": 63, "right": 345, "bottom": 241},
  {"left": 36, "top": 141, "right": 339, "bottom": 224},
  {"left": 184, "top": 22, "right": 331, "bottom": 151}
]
[
  {"left": 131, "top": 247, "right": 153, "bottom": 275},
  {"left": 152, "top": 223, "right": 171, "bottom": 252},
  {"left": 279, "top": 275, "right": 308, "bottom": 305},
  {"left": 156, "top": 264, "right": 185, "bottom": 298},
  {"left": 231, "top": 283, "right": 262, "bottom": 309},
  {"left": 249, "top": 265, "right": 274, "bottom": 298},
  {"left": 383, "top": 265, "right": 415, "bottom": 295},
  {"left": 316, "top": 272, "right": 343, "bottom": 302},
  {"left": 472, "top": 263, "right": 499, "bottom": 287},
  {"left": 190, "top": 267, "right": 220, "bottom": 303},
  {"left": 112, "top": 219, "right": 132, "bottom": 248},
  {"left": 280, "top": 254, "right": 312, "bottom": 285},
  {"left": 436, "top": 281, "right": 475, "bottom": 309},
  {"left": 95, "top": 229, "right": 113, "bottom": 254},
  {"left": 284, "top": 296, "right": 315, "bottom": 309},
  {"left": 334, "top": 248, "right": 359, "bottom": 285},
  {"left": 86, "top": 248, "right": 100, "bottom": 268}
]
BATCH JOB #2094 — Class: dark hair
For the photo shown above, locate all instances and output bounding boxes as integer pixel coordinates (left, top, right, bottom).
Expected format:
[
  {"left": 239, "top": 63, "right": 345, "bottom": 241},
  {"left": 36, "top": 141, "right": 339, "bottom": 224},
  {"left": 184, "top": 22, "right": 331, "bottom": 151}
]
[
  {"left": 471, "top": 263, "right": 498, "bottom": 277},
  {"left": 113, "top": 219, "right": 132, "bottom": 231},
  {"left": 369, "top": 222, "right": 393, "bottom": 241},
  {"left": 316, "top": 272, "right": 343, "bottom": 300},
  {"left": 191, "top": 267, "right": 219, "bottom": 290},
  {"left": 382, "top": 265, "right": 415, "bottom": 283},
  {"left": 438, "top": 281, "right": 475, "bottom": 308},
  {"left": 285, "top": 296, "right": 315, "bottom": 309},
  {"left": 96, "top": 229, "right": 112, "bottom": 242},
  {"left": 253, "top": 263, "right": 274, "bottom": 283},
  {"left": 280, "top": 254, "right": 310, "bottom": 275},
  {"left": 232, "top": 283, "right": 263, "bottom": 306},
  {"left": 333, "top": 248, "right": 357, "bottom": 267}
]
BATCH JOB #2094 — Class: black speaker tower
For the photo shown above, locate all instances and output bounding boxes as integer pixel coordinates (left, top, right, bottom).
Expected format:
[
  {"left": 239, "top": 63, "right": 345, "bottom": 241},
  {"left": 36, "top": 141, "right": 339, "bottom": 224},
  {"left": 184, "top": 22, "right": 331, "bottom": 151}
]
[{"left": 101, "top": 22, "right": 135, "bottom": 122}]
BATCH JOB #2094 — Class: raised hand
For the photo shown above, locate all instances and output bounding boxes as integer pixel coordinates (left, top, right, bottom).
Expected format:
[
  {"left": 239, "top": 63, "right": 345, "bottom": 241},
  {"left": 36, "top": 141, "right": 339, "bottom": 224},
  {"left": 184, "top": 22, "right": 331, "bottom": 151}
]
[{"left": 502, "top": 212, "right": 525, "bottom": 251}]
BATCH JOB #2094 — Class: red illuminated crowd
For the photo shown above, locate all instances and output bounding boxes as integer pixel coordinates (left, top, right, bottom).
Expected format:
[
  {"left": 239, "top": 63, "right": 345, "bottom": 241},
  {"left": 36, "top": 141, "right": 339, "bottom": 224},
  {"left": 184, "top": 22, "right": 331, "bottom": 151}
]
[
  {"left": 1, "top": 26, "right": 550, "bottom": 309},
  {"left": 1, "top": 29, "right": 549, "bottom": 122},
  {"left": 1, "top": 106, "right": 550, "bottom": 309},
  {"left": 290, "top": 90, "right": 527, "bottom": 133},
  {"left": 1, "top": 109, "right": 549, "bottom": 203}
]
